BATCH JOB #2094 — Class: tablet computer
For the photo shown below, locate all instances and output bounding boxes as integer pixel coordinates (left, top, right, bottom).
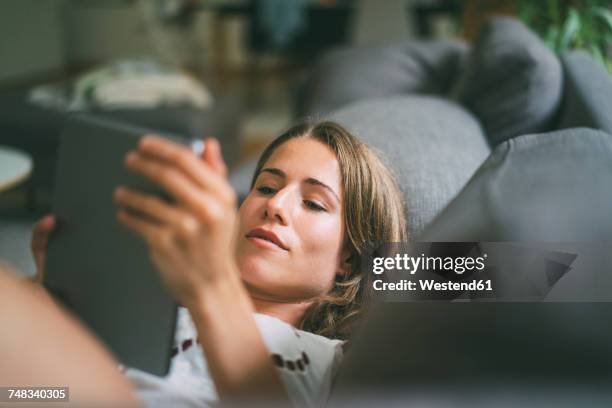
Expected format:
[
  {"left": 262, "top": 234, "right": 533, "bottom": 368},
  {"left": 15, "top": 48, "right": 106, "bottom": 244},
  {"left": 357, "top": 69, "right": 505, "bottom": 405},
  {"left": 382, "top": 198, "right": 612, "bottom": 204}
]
[{"left": 45, "top": 114, "right": 201, "bottom": 376}]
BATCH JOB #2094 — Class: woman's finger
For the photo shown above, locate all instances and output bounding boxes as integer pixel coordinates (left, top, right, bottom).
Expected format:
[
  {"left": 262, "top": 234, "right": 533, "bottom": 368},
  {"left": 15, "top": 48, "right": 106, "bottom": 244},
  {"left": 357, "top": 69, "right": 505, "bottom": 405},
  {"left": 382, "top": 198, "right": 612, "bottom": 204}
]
[
  {"left": 31, "top": 215, "right": 56, "bottom": 283},
  {"left": 117, "top": 209, "right": 172, "bottom": 251},
  {"left": 31, "top": 215, "right": 55, "bottom": 248},
  {"left": 31, "top": 215, "right": 55, "bottom": 257},
  {"left": 137, "top": 136, "right": 227, "bottom": 193},
  {"left": 124, "top": 152, "right": 235, "bottom": 214},
  {"left": 202, "top": 138, "right": 228, "bottom": 178},
  {"left": 113, "top": 187, "right": 200, "bottom": 239}
]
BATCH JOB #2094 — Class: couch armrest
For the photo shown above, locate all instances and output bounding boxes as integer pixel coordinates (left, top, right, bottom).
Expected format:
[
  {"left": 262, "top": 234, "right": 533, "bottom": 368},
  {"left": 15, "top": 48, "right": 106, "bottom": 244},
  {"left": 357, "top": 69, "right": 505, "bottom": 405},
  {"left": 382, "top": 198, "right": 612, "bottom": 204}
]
[{"left": 558, "top": 51, "right": 612, "bottom": 134}]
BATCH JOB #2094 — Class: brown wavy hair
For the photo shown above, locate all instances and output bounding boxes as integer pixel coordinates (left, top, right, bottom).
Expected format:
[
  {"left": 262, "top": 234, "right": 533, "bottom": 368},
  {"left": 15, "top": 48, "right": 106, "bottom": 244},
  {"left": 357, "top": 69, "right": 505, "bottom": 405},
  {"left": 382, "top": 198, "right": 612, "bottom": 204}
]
[{"left": 249, "top": 121, "right": 408, "bottom": 339}]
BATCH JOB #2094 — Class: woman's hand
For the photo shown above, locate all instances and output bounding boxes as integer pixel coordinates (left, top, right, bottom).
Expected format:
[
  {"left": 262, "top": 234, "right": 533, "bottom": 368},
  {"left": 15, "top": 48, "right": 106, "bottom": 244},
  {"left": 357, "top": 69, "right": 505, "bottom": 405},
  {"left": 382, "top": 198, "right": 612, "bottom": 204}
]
[
  {"left": 116, "top": 136, "right": 288, "bottom": 400},
  {"left": 30, "top": 215, "right": 56, "bottom": 284},
  {"left": 114, "top": 136, "right": 238, "bottom": 308}
]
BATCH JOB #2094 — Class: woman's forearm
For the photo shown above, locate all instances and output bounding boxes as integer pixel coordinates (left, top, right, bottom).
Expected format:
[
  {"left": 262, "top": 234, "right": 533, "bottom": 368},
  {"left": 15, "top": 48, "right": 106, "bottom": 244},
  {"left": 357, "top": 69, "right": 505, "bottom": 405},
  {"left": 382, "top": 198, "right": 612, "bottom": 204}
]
[{"left": 186, "top": 267, "right": 288, "bottom": 402}]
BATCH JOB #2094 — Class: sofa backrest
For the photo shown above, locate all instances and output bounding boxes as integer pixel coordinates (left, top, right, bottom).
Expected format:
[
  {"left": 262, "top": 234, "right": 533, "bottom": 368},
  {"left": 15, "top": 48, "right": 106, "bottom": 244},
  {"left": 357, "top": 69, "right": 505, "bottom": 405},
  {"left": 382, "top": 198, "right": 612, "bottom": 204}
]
[
  {"left": 331, "top": 95, "right": 491, "bottom": 238},
  {"left": 296, "top": 39, "right": 468, "bottom": 119},
  {"left": 557, "top": 51, "right": 612, "bottom": 135}
]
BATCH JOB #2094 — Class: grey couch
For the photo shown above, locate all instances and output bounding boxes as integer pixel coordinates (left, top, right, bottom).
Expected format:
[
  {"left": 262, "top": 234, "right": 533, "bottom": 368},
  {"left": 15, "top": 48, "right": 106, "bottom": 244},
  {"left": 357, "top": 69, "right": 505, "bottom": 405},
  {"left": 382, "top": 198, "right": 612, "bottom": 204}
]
[
  {"left": 277, "top": 18, "right": 612, "bottom": 401},
  {"left": 231, "top": 18, "right": 612, "bottom": 244}
]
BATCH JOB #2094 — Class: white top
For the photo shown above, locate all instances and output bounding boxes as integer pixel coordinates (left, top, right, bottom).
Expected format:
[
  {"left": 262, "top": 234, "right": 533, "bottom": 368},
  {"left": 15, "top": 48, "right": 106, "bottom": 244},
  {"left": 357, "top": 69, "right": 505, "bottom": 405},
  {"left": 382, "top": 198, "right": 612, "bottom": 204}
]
[{"left": 124, "top": 308, "right": 344, "bottom": 408}]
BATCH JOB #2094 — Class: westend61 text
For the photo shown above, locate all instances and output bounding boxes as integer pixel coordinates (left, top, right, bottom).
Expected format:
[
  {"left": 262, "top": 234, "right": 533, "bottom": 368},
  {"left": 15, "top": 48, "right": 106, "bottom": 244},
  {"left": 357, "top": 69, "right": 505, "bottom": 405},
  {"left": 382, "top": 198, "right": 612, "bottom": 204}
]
[{"left": 373, "top": 279, "right": 493, "bottom": 291}]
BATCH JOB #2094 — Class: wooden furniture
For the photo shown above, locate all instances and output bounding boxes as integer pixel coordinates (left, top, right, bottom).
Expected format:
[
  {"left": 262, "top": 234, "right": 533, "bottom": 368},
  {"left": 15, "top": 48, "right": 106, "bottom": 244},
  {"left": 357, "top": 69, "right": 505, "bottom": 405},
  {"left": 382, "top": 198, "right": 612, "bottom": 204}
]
[{"left": 461, "top": 0, "right": 515, "bottom": 41}]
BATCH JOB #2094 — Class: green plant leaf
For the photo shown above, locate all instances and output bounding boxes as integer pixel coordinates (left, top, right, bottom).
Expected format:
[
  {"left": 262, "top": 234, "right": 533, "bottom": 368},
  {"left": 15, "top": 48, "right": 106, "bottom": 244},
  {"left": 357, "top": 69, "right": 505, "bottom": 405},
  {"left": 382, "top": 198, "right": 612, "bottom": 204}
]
[
  {"left": 593, "top": 6, "right": 612, "bottom": 31},
  {"left": 517, "top": 0, "right": 537, "bottom": 25},
  {"left": 515, "top": 0, "right": 612, "bottom": 68},
  {"left": 544, "top": 25, "right": 560, "bottom": 51},
  {"left": 560, "top": 7, "right": 581, "bottom": 51},
  {"left": 548, "top": 0, "right": 561, "bottom": 26}
]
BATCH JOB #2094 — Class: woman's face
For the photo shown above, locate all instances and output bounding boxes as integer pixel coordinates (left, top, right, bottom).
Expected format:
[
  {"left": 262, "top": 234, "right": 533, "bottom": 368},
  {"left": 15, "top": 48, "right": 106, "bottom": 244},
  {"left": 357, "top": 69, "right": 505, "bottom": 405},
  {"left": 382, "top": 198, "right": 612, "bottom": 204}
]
[{"left": 236, "top": 137, "right": 348, "bottom": 302}]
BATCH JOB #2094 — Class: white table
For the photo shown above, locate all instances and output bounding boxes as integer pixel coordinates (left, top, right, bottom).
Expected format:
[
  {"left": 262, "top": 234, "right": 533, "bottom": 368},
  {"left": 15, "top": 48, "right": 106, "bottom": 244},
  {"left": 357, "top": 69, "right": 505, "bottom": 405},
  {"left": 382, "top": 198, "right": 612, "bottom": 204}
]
[{"left": 0, "top": 145, "right": 32, "bottom": 192}]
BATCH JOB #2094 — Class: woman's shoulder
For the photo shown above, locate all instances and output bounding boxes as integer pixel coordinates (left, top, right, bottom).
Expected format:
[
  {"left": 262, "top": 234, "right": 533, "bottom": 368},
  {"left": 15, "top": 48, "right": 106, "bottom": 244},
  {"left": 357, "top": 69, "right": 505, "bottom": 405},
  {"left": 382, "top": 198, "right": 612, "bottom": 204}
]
[
  {"left": 254, "top": 313, "right": 344, "bottom": 406},
  {"left": 254, "top": 313, "right": 344, "bottom": 350},
  {"left": 253, "top": 313, "right": 344, "bottom": 379}
]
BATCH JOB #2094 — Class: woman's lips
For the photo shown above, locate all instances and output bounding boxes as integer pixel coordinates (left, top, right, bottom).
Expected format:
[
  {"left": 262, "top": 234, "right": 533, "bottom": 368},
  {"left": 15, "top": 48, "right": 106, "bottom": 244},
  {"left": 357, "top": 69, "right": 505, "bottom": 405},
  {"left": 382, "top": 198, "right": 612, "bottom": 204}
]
[
  {"left": 245, "top": 228, "right": 289, "bottom": 251},
  {"left": 247, "top": 236, "right": 286, "bottom": 251}
]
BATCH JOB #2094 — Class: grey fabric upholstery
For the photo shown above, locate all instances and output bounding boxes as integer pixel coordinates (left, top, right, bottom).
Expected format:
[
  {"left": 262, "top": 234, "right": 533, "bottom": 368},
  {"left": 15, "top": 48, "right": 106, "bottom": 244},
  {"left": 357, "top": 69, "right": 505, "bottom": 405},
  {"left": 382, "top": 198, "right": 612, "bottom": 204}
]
[
  {"left": 229, "top": 157, "right": 259, "bottom": 201},
  {"left": 419, "top": 128, "right": 612, "bottom": 241},
  {"left": 297, "top": 40, "right": 468, "bottom": 118},
  {"left": 558, "top": 51, "right": 612, "bottom": 134},
  {"left": 329, "top": 95, "right": 491, "bottom": 238},
  {"left": 453, "top": 18, "right": 563, "bottom": 147}
]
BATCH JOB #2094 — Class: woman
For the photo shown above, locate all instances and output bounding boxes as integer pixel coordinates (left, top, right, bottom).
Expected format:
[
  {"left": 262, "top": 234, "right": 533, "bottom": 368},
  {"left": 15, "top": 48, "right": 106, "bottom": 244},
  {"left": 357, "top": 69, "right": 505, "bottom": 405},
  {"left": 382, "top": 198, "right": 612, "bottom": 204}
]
[{"left": 2, "top": 121, "right": 407, "bottom": 407}]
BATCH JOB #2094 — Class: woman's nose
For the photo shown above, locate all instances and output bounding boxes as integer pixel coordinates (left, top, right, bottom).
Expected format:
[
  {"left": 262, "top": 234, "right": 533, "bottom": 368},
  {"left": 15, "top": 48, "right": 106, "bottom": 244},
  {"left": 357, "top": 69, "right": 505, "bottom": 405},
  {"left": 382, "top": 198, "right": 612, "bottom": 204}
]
[{"left": 264, "top": 188, "right": 291, "bottom": 225}]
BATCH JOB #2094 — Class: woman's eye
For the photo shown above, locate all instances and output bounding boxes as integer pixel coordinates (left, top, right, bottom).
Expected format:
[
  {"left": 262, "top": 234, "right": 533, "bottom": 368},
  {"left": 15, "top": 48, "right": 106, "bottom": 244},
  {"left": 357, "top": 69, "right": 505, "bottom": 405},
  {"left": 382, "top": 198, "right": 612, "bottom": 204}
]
[
  {"left": 256, "top": 186, "right": 276, "bottom": 195},
  {"left": 304, "top": 200, "right": 326, "bottom": 212}
]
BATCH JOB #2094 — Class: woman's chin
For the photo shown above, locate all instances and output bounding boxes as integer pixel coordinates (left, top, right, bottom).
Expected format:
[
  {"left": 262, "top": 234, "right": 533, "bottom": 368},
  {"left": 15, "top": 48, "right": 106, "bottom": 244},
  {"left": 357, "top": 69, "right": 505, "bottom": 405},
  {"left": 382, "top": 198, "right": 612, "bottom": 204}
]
[
  {"left": 238, "top": 258, "right": 301, "bottom": 300},
  {"left": 236, "top": 253, "right": 333, "bottom": 302},
  {"left": 237, "top": 255, "right": 278, "bottom": 284}
]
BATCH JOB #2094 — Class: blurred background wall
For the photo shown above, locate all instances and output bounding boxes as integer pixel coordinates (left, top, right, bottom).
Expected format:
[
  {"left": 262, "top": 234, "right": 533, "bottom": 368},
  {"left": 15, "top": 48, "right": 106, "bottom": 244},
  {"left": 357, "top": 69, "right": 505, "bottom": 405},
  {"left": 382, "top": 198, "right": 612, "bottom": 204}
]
[{"left": 0, "top": 0, "right": 66, "bottom": 83}]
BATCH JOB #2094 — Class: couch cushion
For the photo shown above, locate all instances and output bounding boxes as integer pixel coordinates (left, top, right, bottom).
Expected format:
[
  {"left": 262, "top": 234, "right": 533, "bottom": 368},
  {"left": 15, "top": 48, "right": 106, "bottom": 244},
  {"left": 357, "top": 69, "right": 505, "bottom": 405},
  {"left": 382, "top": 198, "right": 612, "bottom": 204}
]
[
  {"left": 420, "top": 128, "right": 612, "bottom": 241},
  {"left": 558, "top": 51, "right": 612, "bottom": 134},
  {"left": 330, "top": 95, "right": 491, "bottom": 238},
  {"left": 297, "top": 40, "right": 468, "bottom": 118},
  {"left": 453, "top": 17, "right": 563, "bottom": 147},
  {"left": 420, "top": 128, "right": 612, "bottom": 301}
]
